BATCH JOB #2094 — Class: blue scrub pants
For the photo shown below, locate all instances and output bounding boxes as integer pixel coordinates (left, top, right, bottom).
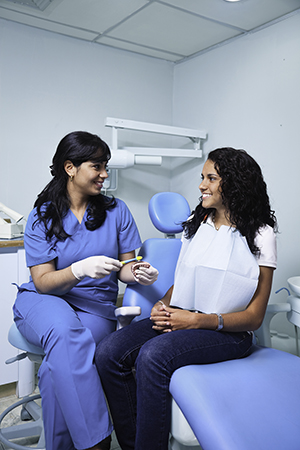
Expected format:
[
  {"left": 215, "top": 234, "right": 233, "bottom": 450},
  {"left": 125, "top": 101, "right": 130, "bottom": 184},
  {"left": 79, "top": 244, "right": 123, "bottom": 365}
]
[
  {"left": 13, "top": 290, "right": 115, "bottom": 450},
  {"left": 95, "top": 318, "right": 253, "bottom": 450}
]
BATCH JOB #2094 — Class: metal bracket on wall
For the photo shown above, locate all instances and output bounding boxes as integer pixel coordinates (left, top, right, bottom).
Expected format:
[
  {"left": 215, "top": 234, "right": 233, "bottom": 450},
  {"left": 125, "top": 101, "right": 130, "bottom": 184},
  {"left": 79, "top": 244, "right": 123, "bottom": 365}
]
[{"left": 105, "top": 117, "right": 207, "bottom": 169}]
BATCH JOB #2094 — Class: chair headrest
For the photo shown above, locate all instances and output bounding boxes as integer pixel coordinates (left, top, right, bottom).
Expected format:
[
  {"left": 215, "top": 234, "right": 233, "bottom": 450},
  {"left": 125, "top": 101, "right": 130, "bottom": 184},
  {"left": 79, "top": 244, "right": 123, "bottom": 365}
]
[{"left": 148, "top": 192, "right": 190, "bottom": 234}]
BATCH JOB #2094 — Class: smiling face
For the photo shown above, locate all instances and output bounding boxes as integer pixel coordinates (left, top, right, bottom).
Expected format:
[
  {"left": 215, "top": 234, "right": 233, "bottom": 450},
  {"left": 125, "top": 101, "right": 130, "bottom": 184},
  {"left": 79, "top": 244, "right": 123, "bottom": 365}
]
[
  {"left": 74, "top": 160, "right": 108, "bottom": 197},
  {"left": 65, "top": 158, "right": 109, "bottom": 201},
  {"left": 199, "top": 159, "right": 224, "bottom": 212}
]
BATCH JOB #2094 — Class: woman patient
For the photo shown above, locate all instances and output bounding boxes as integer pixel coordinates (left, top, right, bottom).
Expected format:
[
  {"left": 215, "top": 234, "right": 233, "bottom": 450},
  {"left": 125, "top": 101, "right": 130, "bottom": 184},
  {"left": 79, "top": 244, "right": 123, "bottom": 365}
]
[{"left": 95, "top": 147, "right": 277, "bottom": 450}]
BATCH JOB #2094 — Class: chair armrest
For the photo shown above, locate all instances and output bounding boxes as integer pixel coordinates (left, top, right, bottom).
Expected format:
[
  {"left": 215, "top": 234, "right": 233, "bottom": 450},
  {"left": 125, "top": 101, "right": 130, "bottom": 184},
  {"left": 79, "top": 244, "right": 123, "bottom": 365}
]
[
  {"left": 255, "top": 303, "right": 291, "bottom": 347},
  {"left": 115, "top": 306, "right": 141, "bottom": 329}
]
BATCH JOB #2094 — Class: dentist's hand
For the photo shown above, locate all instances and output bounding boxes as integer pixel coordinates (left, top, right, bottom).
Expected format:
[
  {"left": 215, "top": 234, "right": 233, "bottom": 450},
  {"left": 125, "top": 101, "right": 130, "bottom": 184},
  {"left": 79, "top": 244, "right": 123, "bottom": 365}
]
[
  {"left": 131, "top": 262, "right": 159, "bottom": 285},
  {"left": 71, "top": 256, "right": 122, "bottom": 280}
]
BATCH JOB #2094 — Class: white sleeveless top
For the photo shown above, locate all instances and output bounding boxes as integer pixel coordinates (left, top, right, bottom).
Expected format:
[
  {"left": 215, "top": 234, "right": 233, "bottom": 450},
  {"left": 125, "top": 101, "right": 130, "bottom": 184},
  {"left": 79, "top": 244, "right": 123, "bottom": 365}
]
[{"left": 170, "top": 221, "right": 261, "bottom": 314}]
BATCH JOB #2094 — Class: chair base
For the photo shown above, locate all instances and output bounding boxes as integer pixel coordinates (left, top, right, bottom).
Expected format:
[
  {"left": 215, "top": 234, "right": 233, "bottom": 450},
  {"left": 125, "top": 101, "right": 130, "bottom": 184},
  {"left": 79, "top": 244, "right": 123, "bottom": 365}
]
[
  {"left": 0, "top": 394, "right": 45, "bottom": 450},
  {"left": 170, "top": 399, "right": 202, "bottom": 449},
  {"left": 169, "top": 436, "right": 202, "bottom": 450}
]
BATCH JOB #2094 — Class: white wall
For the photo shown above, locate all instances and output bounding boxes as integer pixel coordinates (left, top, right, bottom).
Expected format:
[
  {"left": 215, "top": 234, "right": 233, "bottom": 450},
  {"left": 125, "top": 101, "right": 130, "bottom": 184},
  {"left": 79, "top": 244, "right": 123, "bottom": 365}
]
[
  {"left": 0, "top": 18, "right": 174, "bottom": 241},
  {"left": 172, "top": 12, "right": 300, "bottom": 337},
  {"left": 1, "top": 12, "right": 299, "bottom": 338}
]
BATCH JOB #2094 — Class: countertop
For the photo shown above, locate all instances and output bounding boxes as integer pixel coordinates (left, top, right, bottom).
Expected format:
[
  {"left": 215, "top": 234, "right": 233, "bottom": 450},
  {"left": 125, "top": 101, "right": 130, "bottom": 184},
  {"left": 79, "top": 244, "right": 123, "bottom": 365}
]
[{"left": 0, "top": 239, "right": 24, "bottom": 248}]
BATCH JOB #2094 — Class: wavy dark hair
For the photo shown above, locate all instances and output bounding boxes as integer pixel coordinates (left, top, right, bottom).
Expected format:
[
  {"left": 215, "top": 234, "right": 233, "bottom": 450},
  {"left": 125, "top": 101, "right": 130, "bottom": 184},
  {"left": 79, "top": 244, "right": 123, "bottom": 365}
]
[
  {"left": 34, "top": 131, "right": 116, "bottom": 242},
  {"left": 183, "top": 147, "right": 277, "bottom": 255}
]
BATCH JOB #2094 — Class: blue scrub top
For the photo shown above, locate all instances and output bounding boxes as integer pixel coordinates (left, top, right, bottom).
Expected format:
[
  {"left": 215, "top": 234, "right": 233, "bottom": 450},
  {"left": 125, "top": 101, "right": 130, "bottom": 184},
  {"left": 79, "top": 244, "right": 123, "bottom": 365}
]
[{"left": 20, "top": 198, "right": 142, "bottom": 320}]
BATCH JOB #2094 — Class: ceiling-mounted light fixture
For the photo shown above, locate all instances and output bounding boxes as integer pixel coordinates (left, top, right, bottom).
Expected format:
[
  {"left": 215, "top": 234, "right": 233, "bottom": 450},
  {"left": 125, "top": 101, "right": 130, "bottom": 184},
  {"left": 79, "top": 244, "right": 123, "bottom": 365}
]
[
  {"left": 4, "top": 0, "right": 54, "bottom": 11},
  {"left": 223, "top": 0, "right": 241, "bottom": 2}
]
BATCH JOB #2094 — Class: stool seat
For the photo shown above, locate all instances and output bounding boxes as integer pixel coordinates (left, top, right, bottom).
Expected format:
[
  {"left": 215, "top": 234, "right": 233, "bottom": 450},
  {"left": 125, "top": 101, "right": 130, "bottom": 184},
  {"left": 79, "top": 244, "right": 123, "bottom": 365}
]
[{"left": 8, "top": 323, "right": 44, "bottom": 356}]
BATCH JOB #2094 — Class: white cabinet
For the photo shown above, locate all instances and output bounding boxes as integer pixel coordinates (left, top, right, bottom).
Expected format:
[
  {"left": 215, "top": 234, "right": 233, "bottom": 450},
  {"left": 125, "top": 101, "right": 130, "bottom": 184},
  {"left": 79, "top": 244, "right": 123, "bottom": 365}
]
[{"left": 0, "top": 243, "right": 29, "bottom": 387}]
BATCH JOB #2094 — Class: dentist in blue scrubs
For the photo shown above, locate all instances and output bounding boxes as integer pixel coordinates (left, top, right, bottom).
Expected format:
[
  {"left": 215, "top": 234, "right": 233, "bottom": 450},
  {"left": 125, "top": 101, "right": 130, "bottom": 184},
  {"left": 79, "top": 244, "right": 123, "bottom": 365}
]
[{"left": 13, "top": 131, "right": 158, "bottom": 450}]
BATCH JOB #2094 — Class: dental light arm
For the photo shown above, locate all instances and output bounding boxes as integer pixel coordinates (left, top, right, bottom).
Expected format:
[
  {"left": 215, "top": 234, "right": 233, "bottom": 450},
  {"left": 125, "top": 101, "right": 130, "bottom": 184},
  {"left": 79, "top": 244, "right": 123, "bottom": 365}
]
[{"left": 105, "top": 117, "right": 207, "bottom": 169}]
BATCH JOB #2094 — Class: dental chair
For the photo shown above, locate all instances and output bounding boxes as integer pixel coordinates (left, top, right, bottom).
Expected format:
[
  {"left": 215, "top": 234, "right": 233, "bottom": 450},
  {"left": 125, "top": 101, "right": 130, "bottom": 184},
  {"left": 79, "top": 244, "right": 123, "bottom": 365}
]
[
  {"left": 3, "top": 192, "right": 300, "bottom": 450},
  {"left": 118, "top": 192, "right": 190, "bottom": 322},
  {"left": 116, "top": 192, "right": 300, "bottom": 450}
]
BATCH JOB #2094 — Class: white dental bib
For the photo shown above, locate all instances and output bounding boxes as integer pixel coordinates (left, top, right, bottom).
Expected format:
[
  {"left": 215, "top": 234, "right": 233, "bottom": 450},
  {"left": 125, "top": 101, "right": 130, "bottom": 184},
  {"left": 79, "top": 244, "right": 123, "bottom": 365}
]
[{"left": 170, "top": 222, "right": 259, "bottom": 314}]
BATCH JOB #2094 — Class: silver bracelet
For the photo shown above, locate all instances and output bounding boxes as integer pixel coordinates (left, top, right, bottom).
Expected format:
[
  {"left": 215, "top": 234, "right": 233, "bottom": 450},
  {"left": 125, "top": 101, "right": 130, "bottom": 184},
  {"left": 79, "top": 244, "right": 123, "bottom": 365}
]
[{"left": 215, "top": 313, "right": 224, "bottom": 331}]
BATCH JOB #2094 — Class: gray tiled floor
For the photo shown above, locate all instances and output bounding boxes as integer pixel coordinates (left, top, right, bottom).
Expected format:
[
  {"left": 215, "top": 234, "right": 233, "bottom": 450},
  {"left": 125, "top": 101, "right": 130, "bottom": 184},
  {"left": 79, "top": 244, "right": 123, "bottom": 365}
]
[{"left": 0, "top": 392, "right": 121, "bottom": 449}]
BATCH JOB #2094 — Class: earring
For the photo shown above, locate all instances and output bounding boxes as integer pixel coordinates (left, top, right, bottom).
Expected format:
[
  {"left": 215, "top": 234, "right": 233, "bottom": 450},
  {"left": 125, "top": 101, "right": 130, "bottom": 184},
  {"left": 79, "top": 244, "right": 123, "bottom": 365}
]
[{"left": 70, "top": 175, "right": 74, "bottom": 182}]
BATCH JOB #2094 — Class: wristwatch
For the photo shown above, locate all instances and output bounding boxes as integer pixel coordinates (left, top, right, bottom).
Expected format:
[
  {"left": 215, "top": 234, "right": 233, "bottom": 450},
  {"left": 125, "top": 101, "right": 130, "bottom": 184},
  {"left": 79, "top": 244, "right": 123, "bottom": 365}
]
[{"left": 215, "top": 313, "right": 224, "bottom": 331}]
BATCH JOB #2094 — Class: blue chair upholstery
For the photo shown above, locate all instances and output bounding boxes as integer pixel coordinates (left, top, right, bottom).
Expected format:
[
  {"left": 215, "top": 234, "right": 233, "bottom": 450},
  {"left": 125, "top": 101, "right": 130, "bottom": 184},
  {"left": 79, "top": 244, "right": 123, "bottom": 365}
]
[
  {"left": 170, "top": 346, "right": 300, "bottom": 450},
  {"left": 122, "top": 192, "right": 190, "bottom": 321},
  {"left": 7, "top": 323, "right": 45, "bottom": 361},
  {"left": 118, "top": 192, "right": 300, "bottom": 450},
  {"left": 148, "top": 191, "right": 190, "bottom": 235}
]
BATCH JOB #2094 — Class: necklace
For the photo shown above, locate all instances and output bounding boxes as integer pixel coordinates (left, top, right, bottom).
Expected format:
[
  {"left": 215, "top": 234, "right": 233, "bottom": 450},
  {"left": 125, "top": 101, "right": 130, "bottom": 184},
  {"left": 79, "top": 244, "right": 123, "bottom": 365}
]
[{"left": 212, "top": 216, "right": 220, "bottom": 231}]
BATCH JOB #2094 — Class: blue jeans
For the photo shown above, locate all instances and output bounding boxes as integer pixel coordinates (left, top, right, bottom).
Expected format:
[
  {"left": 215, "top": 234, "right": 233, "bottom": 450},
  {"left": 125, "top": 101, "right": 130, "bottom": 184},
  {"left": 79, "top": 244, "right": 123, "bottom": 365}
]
[{"left": 95, "top": 318, "right": 252, "bottom": 450}]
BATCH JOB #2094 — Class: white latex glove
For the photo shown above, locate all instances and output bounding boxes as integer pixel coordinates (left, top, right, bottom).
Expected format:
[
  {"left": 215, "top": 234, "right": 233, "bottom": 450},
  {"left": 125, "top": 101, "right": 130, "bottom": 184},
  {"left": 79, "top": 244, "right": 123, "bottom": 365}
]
[
  {"left": 71, "top": 256, "right": 122, "bottom": 280},
  {"left": 131, "top": 262, "right": 159, "bottom": 286}
]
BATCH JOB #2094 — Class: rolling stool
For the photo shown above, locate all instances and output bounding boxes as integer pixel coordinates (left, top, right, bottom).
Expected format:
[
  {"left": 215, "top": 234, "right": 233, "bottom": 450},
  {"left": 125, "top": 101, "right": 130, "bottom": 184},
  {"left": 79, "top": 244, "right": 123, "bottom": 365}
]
[{"left": 0, "top": 323, "right": 45, "bottom": 450}]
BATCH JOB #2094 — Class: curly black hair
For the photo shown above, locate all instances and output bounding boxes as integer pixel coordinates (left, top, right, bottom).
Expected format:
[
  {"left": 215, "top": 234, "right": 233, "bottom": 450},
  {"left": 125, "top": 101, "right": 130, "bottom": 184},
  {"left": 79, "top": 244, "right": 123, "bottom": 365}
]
[
  {"left": 33, "top": 131, "right": 116, "bottom": 242},
  {"left": 183, "top": 147, "right": 277, "bottom": 255}
]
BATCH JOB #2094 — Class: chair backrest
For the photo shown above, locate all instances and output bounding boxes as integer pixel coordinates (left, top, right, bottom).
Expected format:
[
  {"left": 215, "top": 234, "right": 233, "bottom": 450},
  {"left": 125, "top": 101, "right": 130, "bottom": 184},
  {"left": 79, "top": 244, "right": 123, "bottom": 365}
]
[{"left": 122, "top": 192, "right": 190, "bottom": 321}]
